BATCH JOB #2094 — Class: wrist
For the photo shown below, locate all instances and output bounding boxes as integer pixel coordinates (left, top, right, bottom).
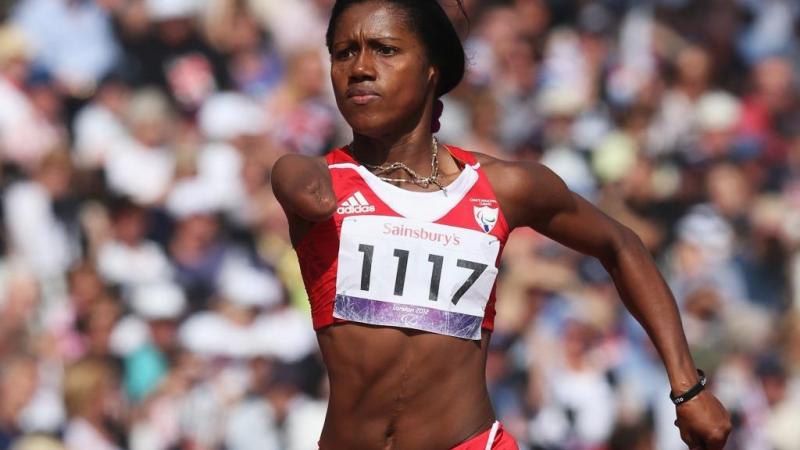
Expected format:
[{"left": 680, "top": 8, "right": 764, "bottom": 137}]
[
  {"left": 668, "top": 359, "right": 701, "bottom": 393},
  {"left": 670, "top": 369, "right": 707, "bottom": 406}
]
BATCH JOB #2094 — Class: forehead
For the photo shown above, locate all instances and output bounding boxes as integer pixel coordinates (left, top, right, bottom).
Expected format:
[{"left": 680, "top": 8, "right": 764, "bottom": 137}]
[{"left": 332, "top": 2, "right": 416, "bottom": 43}]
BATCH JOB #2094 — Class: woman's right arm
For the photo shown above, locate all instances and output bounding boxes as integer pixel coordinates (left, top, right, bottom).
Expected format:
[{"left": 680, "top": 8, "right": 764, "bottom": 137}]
[{"left": 270, "top": 154, "right": 337, "bottom": 239}]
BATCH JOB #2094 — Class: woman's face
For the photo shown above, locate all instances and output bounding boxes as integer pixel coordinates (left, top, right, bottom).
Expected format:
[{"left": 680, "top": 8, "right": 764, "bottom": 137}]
[{"left": 330, "top": 2, "right": 437, "bottom": 137}]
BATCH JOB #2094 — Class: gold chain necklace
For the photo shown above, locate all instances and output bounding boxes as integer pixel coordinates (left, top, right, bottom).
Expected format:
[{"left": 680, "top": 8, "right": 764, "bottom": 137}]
[{"left": 349, "top": 137, "right": 445, "bottom": 191}]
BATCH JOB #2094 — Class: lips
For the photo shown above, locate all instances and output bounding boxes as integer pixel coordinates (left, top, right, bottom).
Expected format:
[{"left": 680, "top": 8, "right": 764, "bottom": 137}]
[{"left": 346, "top": 86, "right": 380, "bottom": 105}]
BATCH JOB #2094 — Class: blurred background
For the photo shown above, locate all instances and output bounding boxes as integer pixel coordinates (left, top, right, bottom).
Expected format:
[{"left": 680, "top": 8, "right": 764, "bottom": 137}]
[{"left": 0, "top": 0, "right": 798, "bottom": 449}]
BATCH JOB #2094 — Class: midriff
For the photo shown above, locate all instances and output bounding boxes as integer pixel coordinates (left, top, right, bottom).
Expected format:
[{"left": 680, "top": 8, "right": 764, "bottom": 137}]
[{"left": 317, "top": 323, "right": 496, "bottom": 450}]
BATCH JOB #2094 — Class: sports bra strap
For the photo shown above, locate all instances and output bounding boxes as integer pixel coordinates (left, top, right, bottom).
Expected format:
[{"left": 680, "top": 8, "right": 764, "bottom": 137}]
[
  {"left": 443, "top": 145, "right": 478, "bottom": 168},
  {"left": 326, "top": 147, "right": 355, "bottom": 165}
]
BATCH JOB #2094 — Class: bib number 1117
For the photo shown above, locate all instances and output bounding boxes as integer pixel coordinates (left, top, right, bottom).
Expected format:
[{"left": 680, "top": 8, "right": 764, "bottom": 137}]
[{"left": 357, "top": 244, "right": 488, "bottom": 305}]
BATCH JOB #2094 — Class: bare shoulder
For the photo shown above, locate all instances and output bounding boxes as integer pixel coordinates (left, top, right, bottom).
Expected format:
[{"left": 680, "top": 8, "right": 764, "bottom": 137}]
[
  {"left": 469, "top": 152, "right": 574, "bottom": 230},
  {"left": 270, "top": 153, "right": 336, "bottom": 223}
]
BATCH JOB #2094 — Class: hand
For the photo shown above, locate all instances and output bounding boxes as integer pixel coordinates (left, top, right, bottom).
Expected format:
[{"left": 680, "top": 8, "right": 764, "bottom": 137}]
[{"left": 674, "top": 390, "right": 732, "bottom": 449}]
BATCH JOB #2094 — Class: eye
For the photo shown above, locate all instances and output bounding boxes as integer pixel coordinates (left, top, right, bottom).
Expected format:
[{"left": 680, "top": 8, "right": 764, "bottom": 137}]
[
  {"left": 334, "top": 47, "right": 356, "bottom": 61},
  {"left": 377, "top": 45, "right": 398, "bottom": 56}
]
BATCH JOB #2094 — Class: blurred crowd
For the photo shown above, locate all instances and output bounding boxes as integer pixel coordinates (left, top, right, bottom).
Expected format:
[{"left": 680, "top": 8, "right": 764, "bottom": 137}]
[{"left": 0, "top": 0, "right": 798, "bottom": 449}]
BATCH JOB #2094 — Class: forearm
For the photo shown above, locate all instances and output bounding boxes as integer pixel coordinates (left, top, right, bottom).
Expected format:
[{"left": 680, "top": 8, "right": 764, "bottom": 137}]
[
  {"left": 601, "top": 231, "right": 699, "bottom": 393},
  {"left": 513, "top": 167, "right": 731, "bottom": 447}
]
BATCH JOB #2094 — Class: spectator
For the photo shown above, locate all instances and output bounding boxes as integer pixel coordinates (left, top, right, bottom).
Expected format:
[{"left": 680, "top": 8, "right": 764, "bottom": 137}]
[
  {"left": 3, "top": 151, "right": 76, "bottom": 280},
  {"left": 225, "top": 361, "right": 326, "bottom": 450},
  {"left": 527, "top": 318, "right": 617, "bottom": 448},
  {"left": 204, "top": 0, "right": 283, "bottom": 98},
  {"left": 104, "top": 87, "right": 176, "bottom": 205},
  {"left": 0, "top": 354, "right": 38, "bottom": 450},
  {"left": 178, "top": 260, "right": 284, "bottom": 359},
  {"left": 121, "top": 0, "right": 229, "bottom": 112},
  {"left": 41, "top": 264, "right": 109, "bottom": 361},
  {"left": 264, "top": 48, "right": 339, "bottom": 156},
  {"left": 82, "top": 295, "right": 122, "bottom": 360},
  {"left": 0, "top": 26, "right": 61, "bottom": 171},
  {"left": 646, "top": 45, "right": 714, "bottom": 157},
  {"left": 117, "top": 282, "right": 186, "bottom": 402},
  {"left": 12, "top": 0, "right": 120, "bottom": 96},
  {"left": 195, "top": 92, "right": 267, "bottom": 223},
  {"left": 739, "top": 56, "right": 797, "bottom": 165},
  {"left": 62, "top": 357, "right": 125, "bottom": 450},
  {"left": 96, "top": 197, "right": 173, "bottom": 292},
  {"left": 0, "top": 269, "right": 39, "bottom": 357},
  {"left": 165, "top": 181, "right": 228, "bottom": 307},
  {"left": 72, "top": 74, "right": 131, "bottom": 170}
]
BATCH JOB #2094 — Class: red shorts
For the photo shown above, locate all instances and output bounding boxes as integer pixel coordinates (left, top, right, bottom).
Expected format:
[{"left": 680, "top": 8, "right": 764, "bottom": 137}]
[
  {"left": 451, "top": 421, "right": 520, "bottom": 450},
  {"left": 317, "top": 421, "right": 520, "bottom": 450}
]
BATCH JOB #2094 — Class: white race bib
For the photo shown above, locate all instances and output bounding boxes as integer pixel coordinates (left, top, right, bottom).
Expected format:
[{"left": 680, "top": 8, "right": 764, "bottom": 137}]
[{"left": 334, "top": 215, "right": 501, "bottom": 339}]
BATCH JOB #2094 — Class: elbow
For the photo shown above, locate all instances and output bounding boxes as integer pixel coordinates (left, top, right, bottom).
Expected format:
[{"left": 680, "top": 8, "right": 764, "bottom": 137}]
[{"left": 599, "top": 225, "right": 647, "bottom": 267}]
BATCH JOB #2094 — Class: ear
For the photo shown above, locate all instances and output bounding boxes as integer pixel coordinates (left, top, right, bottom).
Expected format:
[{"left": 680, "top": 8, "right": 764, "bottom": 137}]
[{"left": 428, "top": 65, "right": 439, "bottom": 91}]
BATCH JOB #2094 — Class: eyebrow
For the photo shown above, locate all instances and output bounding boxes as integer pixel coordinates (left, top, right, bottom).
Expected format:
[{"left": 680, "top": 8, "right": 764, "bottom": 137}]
[{"left": 333, "top": 36, "right": 405, "bottom": 46}]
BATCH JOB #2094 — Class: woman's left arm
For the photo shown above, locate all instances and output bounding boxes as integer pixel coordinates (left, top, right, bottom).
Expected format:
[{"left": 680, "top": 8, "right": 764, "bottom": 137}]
[{"left": 488, "top": 159, "right": 732, "bottom": 450}]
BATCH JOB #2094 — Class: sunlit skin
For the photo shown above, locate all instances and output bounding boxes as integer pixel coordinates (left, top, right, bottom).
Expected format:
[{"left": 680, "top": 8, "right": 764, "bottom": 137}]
[
  {"left": 271, "top": 2, "right": 732, "bottom": 449},
  {"left": 331, "top": 3, "right": 445, "bottom": 176}
]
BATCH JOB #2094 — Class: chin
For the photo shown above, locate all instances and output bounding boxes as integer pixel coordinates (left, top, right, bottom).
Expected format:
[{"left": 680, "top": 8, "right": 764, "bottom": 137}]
[{"left": 344, "top": 114, "right": 393, "bottom": 138}]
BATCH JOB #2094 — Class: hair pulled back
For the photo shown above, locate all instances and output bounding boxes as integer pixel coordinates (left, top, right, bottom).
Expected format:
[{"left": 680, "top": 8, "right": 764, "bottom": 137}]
[{"left": 326, "top": 0, "right": 466, "bottom": 98}]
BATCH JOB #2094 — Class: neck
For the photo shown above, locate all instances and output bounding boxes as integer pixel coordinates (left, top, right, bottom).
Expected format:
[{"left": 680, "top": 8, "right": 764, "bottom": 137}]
[{"left": 350, "top": 128, "right": 435, "bottom": 175}]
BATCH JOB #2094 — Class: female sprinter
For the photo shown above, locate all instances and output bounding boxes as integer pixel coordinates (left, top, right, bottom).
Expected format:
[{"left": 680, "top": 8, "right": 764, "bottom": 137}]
[{"left": 271, "top": 1, "right": 732, "bottom": 449}]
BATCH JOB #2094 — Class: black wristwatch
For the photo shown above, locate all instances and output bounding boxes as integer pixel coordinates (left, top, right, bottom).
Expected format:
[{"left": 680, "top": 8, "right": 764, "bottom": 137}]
[{"left": 670, "top": 369, "right": 707, "bottom": 406}]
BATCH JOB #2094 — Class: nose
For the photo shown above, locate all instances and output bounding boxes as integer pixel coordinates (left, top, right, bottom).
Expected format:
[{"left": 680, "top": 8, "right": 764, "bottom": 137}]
[{"left": 349, "top": 49, "right": 376, "bottom": 83}]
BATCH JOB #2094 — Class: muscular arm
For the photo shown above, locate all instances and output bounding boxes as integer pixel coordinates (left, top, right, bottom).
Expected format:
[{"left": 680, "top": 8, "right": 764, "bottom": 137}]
[
  {"left": 481, "top": 155, "right": 730, "bottom": 448},
  {"left": 502, "top": 162, "right": 698, "bottom": 388}
]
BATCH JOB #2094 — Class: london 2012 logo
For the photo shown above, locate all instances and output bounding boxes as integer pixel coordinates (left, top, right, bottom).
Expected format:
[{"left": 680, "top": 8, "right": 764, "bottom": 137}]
[{"left": 473, "top": 206, "right": 498, "bottom": 233}]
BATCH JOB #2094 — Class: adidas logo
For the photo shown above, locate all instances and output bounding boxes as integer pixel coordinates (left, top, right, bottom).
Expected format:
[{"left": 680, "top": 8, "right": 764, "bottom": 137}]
[{"left": 337, "top": 191, "right": 376, "bottom": 215}]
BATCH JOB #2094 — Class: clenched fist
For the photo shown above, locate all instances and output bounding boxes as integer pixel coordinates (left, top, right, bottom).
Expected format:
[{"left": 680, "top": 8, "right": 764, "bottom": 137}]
[{"left": 674, "top": 391, "right": 732, "bottom": 449}]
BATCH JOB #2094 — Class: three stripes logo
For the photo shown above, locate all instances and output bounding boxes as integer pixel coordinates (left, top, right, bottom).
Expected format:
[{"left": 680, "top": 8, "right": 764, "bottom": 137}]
[{"left": 336, "top": 191, "right": 376, "bottom": 215}]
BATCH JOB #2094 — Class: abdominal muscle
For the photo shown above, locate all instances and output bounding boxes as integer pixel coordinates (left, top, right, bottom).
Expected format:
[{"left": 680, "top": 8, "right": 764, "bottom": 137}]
[{"left": 316, "top": 323, "right": 496, "bottom": 450}]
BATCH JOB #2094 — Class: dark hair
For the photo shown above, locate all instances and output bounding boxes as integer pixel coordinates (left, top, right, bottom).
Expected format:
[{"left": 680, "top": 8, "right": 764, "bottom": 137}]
[{"left": 326, "top": 0, "right": 467, "bottom": 98}]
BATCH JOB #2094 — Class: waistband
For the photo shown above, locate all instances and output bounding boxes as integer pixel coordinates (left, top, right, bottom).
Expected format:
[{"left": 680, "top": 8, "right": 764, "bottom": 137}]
[
  {"left": 317, "top": 420, "right": 506, "bottom": 450},
  {"left": 450, "top": 420, "right": 502, "bottom": 450}
]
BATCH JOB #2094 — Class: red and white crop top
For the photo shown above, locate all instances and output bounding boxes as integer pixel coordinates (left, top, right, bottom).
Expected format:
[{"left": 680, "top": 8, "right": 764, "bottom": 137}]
[{"left": 295, "top": 145, "right": 510, "bottom": 340}]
